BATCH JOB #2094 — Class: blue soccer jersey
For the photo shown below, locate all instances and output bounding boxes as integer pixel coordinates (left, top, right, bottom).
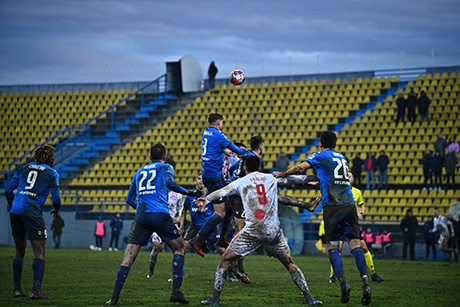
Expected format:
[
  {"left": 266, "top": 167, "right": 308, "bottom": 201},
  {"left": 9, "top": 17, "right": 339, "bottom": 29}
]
[
  {"left": 7, "top": 162, "right": 60, "bottom": 216},
  {"left": 183, "top": 193, "right": 214, "bottom": 228},
  {"left": 201, "top": 127, "right": 245, "bottom": 178},
  {"left": 130, "top": 162, "right": 176, "bottom": 214},
  {"left": 305, "top": 150, "right": 354, "bottom": 207}
]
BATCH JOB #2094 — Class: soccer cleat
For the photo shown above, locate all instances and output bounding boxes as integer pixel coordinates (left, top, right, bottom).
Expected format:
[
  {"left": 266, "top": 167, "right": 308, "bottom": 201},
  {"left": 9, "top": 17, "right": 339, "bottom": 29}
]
[
  {"left": 340, "top": 283, "right": 351, "bottom": 304},
  {"left": 234, "top": 271, "right": 251, "bottom": 284},
  {"left": 189, "top": 239, "right": 205, "bottom": 257},
  {"left": 29, "top": 289, "right": 53, "bottom": 300},
  {"left": 371, "top": 273, "right": 384, "bottom": 282},
  {"left": 361, "top": 285, "right": 372, "bottom": 306},
  {"left": 147, "top": 273, "right": 153, "bottom": 279},
  {"left": 105, "top": 293, "right": 119, "bottom": 305},
  {"left": 201, "top": 299, "right": 220, "bottom": 305},
  {"left": 308, "top": 299, "right": 324, "bottom": 306},
  {"left": 329, "top": 275, "right": 337, "bottom": 284},
  {"left": 170, "top": 289, "right": 190, "bottom": 305},
  {"left": 13, "top": 289, "right": 26, "bottom": 298},
  {"left": 307, "top": 197, "right": 322, "bottom": 212}
]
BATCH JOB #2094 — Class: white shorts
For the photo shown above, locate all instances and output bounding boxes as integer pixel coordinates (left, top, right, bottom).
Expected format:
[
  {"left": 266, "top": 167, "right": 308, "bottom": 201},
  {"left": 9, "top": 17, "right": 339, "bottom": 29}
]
[
  {"left": 229, "top": 228, "right": 290, "bottom": 258},
  {"left": 151, "top": 232, "right": 162, "bottom": 244}
]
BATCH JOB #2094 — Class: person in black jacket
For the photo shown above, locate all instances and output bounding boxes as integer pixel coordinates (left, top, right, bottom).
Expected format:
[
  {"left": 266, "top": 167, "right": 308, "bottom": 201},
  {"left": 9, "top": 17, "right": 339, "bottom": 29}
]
[
  {"left": 395, "top": 93, "right": 406, "bottom": 124},
  {"left": 351, "top": 153, "right": 364, "bottom": 188},
  {"left": 423, "top": 215, "right": 436, "bottom": 260},
  {"left": 420, "top": 150, "right": 434, "bottom": 191},
  {"left": 400, "top": 208, "right": 418, "bottom": 260},
  {"left": 432, "top": 150, "right": 444, "bottom": 191},
  {"left": 51, "top": 215, "right": 65, "bottom": 249},
  {"left": 109, "top": 213, "right": 123, "bottom": 251},
  {"left": 377, "top": 150, "right": 390, "bottom": 190},
  {"left": 208, "top": 61, "right": 218, "bottom": 89},
  {"left": 418, "top": 91, "right": 431, "bottom": 124},
  {"left": 406, "top": 90, "right": 417, "bottom": 123}
]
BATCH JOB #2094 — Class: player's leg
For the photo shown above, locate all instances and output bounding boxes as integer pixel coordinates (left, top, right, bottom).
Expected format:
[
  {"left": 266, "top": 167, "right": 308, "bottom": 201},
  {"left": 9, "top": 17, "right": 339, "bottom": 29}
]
[
  {"left": 270, "top": 231, "right": 322, "bottom": 306},
  {"left": 10, "top": 213, "right": 27, "bottom": 298},
  {"left": 106, "top": 215, "right": 150, "bottom": 305},
  {"left": 29, "top": 239, "right": 52, "bottom": 299},
  {"left": 202, "top": 245, "right": 240, "bottom": 305},
  {"left": 217, "top": 199, "right": 234, "bottom": 248},
  {"left": 165, "top": 236, "right": 189, "bottom": 304},
  {"left": 329, "top": 240, "right": 343, "bottom": 283},
  {"left": 360, "top": 239, "right": 384, "bottom": 283},
  {"left": 190, "top": 177, "right": 227, "bottom": 256},
  {"left": 147, "top": 239, "right": 162, "bottom": 278}
]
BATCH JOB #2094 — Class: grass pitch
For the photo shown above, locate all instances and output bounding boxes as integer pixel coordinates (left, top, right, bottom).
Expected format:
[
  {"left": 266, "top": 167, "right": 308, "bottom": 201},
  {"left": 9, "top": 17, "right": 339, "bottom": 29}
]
[{"left": 0, "top": 246, "right": 459, "bottom": 306}]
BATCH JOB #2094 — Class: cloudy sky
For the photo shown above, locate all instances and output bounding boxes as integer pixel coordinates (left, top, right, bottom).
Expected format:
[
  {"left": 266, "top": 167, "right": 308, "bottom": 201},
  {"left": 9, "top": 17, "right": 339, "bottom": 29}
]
[{"left": 1, "top": 0, "right": 459, "bottom": 85}]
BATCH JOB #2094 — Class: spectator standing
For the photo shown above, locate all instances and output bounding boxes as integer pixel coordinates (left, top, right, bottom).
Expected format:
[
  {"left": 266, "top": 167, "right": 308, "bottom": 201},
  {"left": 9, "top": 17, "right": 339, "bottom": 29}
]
[
  {"left": 50, "top": 214, "right": 65, "bottom": 249},
  {"left": 381, "top": 229, "right": 392, "bottom": 257},
  {"left": 377, "top": 150, "right": 390, "bottom": 190},
  {"left": 351, "top": 153, "right": 365, "bottom": 188},
  {"left": 406, "top": 90, "right": 417, "bottom": 123},
  {"left": 432, "top": 150, "right": 444, "bottom": 191},
  {"left": 418, "top": 91, "right": 431, "bottom": 124},
  {"left": 446, "top": 136, "right": 459, "bottom": 160},
  {"left": 445, "top": 148, "right": 458, "bottom": 189},
  {"left": 434, "top": 133, "right": 448, "bottom": 158},
  {"left": 94, "top": 218, "right": 105, "bottom": 251},
  {"left": 395, "top": 93, "right": 406, "bottom": 124},
  {"left": 372, "top": 231, "right": 384, "bottom": 259},
  {"left": 420, "top": 150, "right": 434, "bottom": 191},
  {"left": 364, "top": 152, "right": 377, "bottom": 190},
  {"left": 400, "top": 208, "right": 418, "bottom": 260},
  {"left": 208, "top": 61, "right": 218, "bottom": 89},
  {"left": 362, "top": 227, "right": 374, "bottom": 255},
  {"left": 275, "top": 151, "right": 290, "bottom": 172},
  {"left": 423, "top": 215, "right": 437, "bottom": 260},
  {"left": 109, "top": 213, "right": 123, "bottom": 251}
]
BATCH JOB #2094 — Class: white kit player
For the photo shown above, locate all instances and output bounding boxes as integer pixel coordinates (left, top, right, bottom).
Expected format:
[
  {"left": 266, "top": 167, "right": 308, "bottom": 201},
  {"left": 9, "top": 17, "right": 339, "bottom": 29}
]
[
  {"left": 198, "top": 155, "right": 322, "bottom": 306},
  {"left": 222, "top": 148, "right": 239, "bottom": 185},
  {"left": 147, "top": 190, "right": 183, "bottom": 279}
]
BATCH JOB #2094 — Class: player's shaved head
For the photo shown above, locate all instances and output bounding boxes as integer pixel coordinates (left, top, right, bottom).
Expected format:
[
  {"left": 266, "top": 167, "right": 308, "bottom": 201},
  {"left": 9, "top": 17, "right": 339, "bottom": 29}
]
[
  {"left": 208, "top": 113, "right": 224, "bottom": 125},
  {"left": 245, "top": 155, "right": 261, "bottom": 173},
  {"left": 150, "top": 143, "right": 167, "bottom": 161},
  {"left": 34, "top": 144, "right": 55, "bottom": 167},
  {"left": 320, "top": 131, "right": 337, "bottom": 149}
]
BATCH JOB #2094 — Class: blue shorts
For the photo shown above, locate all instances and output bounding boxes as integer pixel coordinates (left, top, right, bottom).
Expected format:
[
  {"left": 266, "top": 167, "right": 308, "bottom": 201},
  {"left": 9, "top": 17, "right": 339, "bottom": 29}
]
[
  {"left": 323, "top": 202, "right": 360, "bottom": 243},
  {"left": 202, "top": 176, "right": 226, "bottom": 205},
  {"left": 127, "top": 212, "right": 181, "bottom": 246},
  {"left": 10, "top": 213, "right": 47, "bottom": 241}
]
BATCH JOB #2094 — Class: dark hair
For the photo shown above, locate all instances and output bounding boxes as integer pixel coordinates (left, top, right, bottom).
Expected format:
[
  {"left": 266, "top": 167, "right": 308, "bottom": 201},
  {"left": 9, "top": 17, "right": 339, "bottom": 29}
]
[
  {"left": 249, "top": 135, "right": 264, "bottom": 151},
  {"left": 208, "top": 113, "right": 224, "bottom": 125},
  {"left": 234, "top": 142, "right": 247, "bottom": 148},
  {"left": 34, "top": 145, "right": 55, "bottom": 167},
  {"left": 245, "top": 155, "right": 260, "bottom": 173},
  {"left": 320, "top": 131, "right": 337, "bottom": 149},
  {"left": 150, "top": 143, "right": 166, "bottom": 161}
]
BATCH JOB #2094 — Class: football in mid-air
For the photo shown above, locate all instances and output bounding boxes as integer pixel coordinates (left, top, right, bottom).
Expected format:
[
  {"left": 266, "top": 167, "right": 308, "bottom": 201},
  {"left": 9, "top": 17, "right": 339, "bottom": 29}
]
[{"left": 229, "top": 69, "right": 245, "bottom": 85}]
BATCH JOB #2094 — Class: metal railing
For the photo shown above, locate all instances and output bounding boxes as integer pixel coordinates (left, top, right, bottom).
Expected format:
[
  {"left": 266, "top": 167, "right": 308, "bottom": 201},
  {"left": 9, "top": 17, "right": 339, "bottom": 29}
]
[{"left": 3, "top": 74, "right": 167, "bottom": 186}]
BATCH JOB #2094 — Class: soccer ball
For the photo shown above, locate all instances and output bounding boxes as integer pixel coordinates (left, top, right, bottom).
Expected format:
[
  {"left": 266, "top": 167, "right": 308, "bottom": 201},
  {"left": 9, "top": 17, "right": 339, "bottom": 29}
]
[{"left": 229, "top": 69, "right": 245, "bottom": 85}]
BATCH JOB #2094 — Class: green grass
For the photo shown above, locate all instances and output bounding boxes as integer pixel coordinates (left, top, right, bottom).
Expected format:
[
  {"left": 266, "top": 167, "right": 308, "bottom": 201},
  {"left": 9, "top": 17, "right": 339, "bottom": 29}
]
[{"left": 1, "top": 246, "right": 459, "bottom": 306}]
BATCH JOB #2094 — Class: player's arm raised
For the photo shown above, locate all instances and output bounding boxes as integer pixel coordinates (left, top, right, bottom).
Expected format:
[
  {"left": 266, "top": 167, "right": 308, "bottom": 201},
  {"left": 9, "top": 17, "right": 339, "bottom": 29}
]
[
  {"left": 273, "top": 161, "right": 311, "bottom": 178},
  {"left": 196, "top": 183, "right": 238, "bottom": 212}
]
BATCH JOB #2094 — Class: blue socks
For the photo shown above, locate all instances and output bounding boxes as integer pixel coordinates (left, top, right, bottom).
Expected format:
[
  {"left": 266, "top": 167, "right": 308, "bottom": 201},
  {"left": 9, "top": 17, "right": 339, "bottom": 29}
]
[
  {"left": 351, "top": 247, "right": 368, "bottom": 277},
  {"left": 172, "top": 254, "right": 185, "bottom": 290},
  {"left": 113, "top": 266, "right": 130, "bottom": 296},
  {"left": 32, "top": 258, "right": 45, "bottom": 290},
  {"left": 329, "top": 248, "right": 344, "bottom": 280},
  {"left": 197, "top": 213, "right": 223, "bottom": 241},
  {"left": 13, "top": 259, "right": 23, "bottom": 290}
]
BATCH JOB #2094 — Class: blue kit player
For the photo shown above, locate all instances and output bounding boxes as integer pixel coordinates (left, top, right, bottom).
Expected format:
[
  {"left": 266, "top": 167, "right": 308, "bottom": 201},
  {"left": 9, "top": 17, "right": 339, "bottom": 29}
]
[
  {"left": 274, "top": 131, "right": 372, "bottom": 306},
  {"left": 180, "top": 175, "right": 219, "bottom": 251},
  {"left": 106, "top": 143, "right": 200, "bottom": 305},
  {"left": 189, "top": 113, "right": 247, "bottom": 257},
  {"left": 5, "top": 145, "right": 61, "bottom": 300}
]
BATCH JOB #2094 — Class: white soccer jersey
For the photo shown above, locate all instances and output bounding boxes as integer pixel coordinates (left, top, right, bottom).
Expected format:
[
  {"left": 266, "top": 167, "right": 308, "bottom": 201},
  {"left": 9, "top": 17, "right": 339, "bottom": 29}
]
[
  {"left": 168, "top": 191, "right": 183, "bottom": 220},
  {"left": 222, "top": 154, "right": 239, "bottom": 184}
]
